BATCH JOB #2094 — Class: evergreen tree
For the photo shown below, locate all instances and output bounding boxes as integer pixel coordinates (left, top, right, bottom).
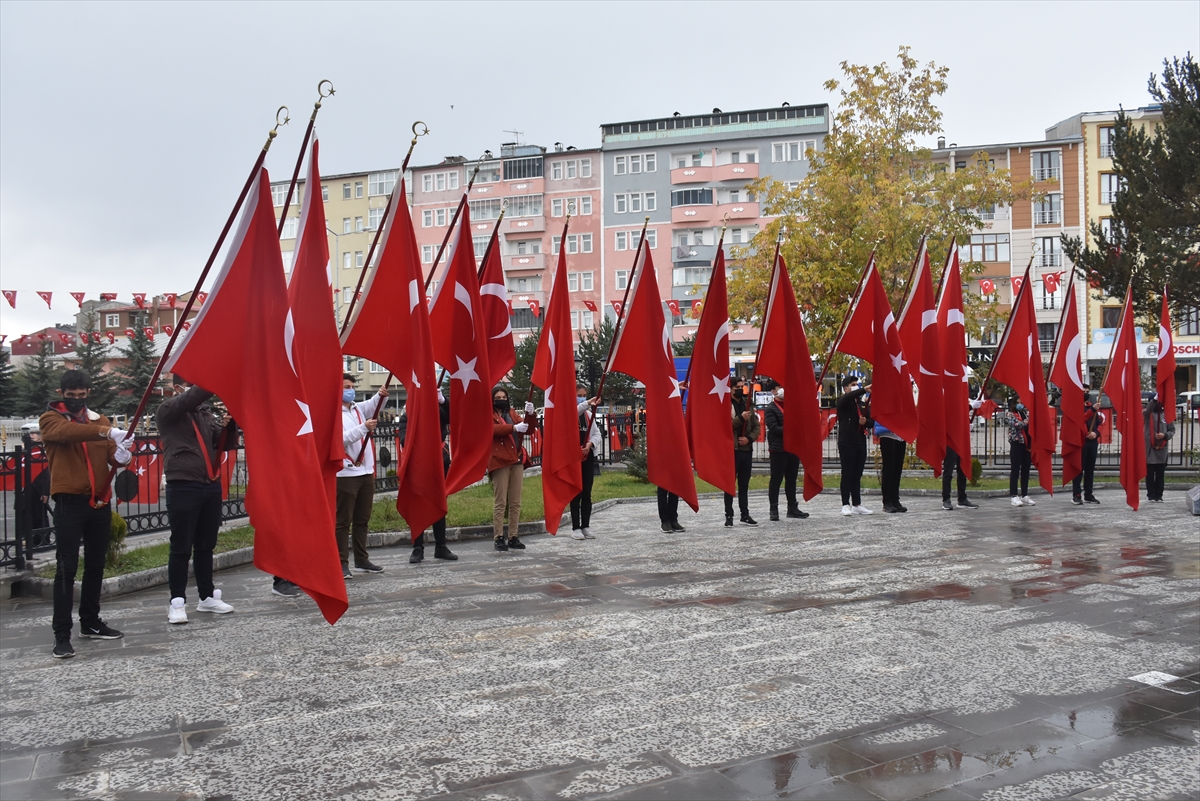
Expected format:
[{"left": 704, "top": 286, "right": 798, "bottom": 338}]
[
  {"left": 672, "top": 332, "right": 696, "bottom": 357},
  {"left": 575, "top": 316, "right": 635, "bottom": 407},
  {"left": 15, "top": 342, "right": 62, "bottom": 417},
  {"left": 1062, "top": 54, "right": 1200, "bottom": 320},
  {"left": 0, "top": 349, "right": 16, "bottom": 417},
  {"left": 112, "top": 328, "right": 161, "bottom": 419},
  {"left": 72, "top": 313, "right": 116, "bottom": 415}
]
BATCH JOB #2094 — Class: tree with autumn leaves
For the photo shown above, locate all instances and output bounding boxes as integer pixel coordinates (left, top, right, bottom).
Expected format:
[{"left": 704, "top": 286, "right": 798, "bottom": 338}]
[{"left": 728, "top": 47, "right": 1032, "bottom": 356}]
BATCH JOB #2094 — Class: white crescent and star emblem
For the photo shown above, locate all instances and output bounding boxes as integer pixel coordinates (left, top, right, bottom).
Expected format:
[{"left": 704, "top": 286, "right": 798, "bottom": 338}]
[
  {"left": 714, "top": 319, "right": 730, "bottom": 361},
  {"left": 1065, "top": 334, "right": 1084, "bottom": 390},
  {"left": 709, "top": 374, "right": 730, "bottom": 403},
  {"left": 296, "top": 399, "right": 313, "bottom": 436},
  {"left": 450, "top": 355, "right": 479, "bottom": 392}
]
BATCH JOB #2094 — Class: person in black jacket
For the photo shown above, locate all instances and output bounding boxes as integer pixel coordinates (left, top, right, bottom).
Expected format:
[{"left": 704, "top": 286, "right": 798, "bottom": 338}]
[
  {"left": 724, "top": 379, "right": 761, "bottom": 527},
  {"left": 157, "top": 376, "right": 239, "bottom": 624},
  {"left": 764, "top": 385, "right": 807, "bottom": 521},
  {"left": 1072, "top": 391, "right": 1103, "bottom": 505},
  {"left": 836, "top": 376, "right": 873, "bottom": 516},
  {"left": 406, "top": 389, "right": 458, "bottom": 563}
]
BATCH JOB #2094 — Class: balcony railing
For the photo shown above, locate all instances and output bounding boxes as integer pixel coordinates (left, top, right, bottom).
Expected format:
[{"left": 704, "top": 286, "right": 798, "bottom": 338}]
[
  {"left": 672, "top": 243, "right": 717, "bottom": 264},
  {"left": 670, "top": 166, "right": 713, "bottom": 185},
  {"left": 713, "top": 162, "right": 759, "bottom": 182},
  {"left": 1100, "top": 143, "right": 1115, "bottom": 158},
  {"left": 1101, "top": 191, "right": 1119, "bottom": 205},
  {"left": 1038, "top": 339, "right": 1056, "bottom": 353},
  {"left": 1035, "top": 210, "right": 1062, "bottom": 225},
  {"left": 1032, "top": 167, "right": 1060, "bottom": 182},
  {"left": 507, "top": 253, "right": 545, "bottom": 271},
  {"left": 1038, "top": 253, "right": 1062, "bottom": 268},
  {"left": 1039, "top": 296, "right": 1060, "bottom": 311}
]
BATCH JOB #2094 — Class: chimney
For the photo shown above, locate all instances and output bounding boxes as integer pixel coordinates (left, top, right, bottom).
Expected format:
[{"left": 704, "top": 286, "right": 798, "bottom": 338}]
[{"left": 937, "top": 136, "right": 946, "bottom": 149}]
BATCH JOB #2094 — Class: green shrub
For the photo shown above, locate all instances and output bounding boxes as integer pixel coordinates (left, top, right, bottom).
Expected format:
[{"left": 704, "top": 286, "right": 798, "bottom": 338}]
[
  {"left": 970, "top": 457, "right": 983, "bottom": 487},
  {"left": 626, "top": 436, "right": 649, "bottom": 482},
  {"left": 107, "top": 512, "right": 128, "bottom": 568}
]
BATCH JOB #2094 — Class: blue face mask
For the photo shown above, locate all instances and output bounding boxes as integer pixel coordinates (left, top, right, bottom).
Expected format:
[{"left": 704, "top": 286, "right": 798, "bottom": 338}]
[
  {"left": 343, "top": 389, "right": 356, "bottom": 404},
  {"left": 1016, "top": 403, "right": 1026, "bottom": 412}
]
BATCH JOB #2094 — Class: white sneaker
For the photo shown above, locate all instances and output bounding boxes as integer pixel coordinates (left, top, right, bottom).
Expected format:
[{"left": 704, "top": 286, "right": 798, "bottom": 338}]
[
  {"left": 852, "top": 506, "right": 873, "bottom": 515},
  {"left": 168, "top": 597, "right": 187, "bottom": 625},
  {"left": 1011, "top": 496, "right": 1023, "bottom": 507},
  {"left": 196, "top": 589, "right": 234, "bottom": 614},
  {"left": 582, "top": 528, "right": 595, "bottom": 539},
  {"left": 841, "top": 505, "right": 853, "bottom": 516},
  {"left": 1022, "top": 496, "right": 1037, "bottom": 506},
  {"left": 570, "top": 529, "right": 586, "bottom": 540}
]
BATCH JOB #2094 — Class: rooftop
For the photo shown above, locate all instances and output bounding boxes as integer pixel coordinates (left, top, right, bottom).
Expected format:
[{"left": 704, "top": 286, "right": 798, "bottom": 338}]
[{"left": 601, "top": 104, "right": 828, "bottom": 145}]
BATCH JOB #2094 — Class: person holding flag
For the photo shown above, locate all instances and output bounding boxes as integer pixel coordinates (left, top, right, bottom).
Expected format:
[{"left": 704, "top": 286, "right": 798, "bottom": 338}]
[
  {"left": 1072, "top": 390, "right": 1104, "bottom": 505},
  {"left": 724, "top": 377, "right": 760, "bottom": 527},
  {"left": 1005, "top": 397, "right": 1035, "bottom": 507},
  {"left": 157, "top": 375, "right": 239, "bottom": 624},
  {"left": 489, "top": 388, "right": 537, "bottom": 550},
  {"left": 336, "top": 374, "right": 388, "bottom": 578},
  {"left": 570, "top": 385, "right": 601, "bottom": 540},
  {"left": 763, "top": 385, "right": 804, "bottom": 521},
  {"left": 836, "top": 376, "right": 874, "bottom": 516},
  {"left": 1144, "top": 395, "right": 1174, "bottom": 503}
]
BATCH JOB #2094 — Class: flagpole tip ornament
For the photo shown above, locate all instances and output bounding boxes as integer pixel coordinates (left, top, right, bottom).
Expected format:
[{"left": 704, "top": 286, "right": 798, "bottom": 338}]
[
  {"left": 264, "top": 106, "right": 290, "bottom": 151},
  {"left": 317, "top": 79, "right": 334, "bottom": 99}
]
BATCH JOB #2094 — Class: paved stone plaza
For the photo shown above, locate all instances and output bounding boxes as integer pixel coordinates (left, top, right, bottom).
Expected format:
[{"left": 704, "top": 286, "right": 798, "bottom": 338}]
[{"left": 1, "top": 490, "right": 1198, "bottom": 801}]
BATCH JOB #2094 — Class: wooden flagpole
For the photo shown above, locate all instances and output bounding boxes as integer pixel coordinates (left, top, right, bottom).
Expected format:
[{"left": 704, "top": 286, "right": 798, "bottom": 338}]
[
  {"left": 681, "top": 216, "right": 729, "bottom": 390},
  {"left": 423, "top": 160, "right": 485, "bottom": 291},
  {"left": 523, "top": 211, "right": 573, "bottom": 408},
  {"left": 275, "top": 80, "right": 334, "bottom": 237},
  {"left": 813, "top": 249, "right": 875, "bottom": 393}
]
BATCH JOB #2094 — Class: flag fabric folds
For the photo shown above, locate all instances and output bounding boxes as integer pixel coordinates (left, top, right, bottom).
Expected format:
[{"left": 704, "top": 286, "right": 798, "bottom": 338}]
[
  {"left": 429, "top": 204, "right": 493, "bottom": 494},
  {"left": 531, "top": 246, "right": 584, "bottom": 534},
  {"left": 1157, "top": 288, "right": 1176, "bottom": 423},
  {"left": 897, "top": 241, "right": 945, "bottom": 474},
  {"left": 1102, "top": 289, "right": 1146, "bottom": 510},
  {"left": 340, "top": 179, "right": 447, "bottom": 537},
  {"left": 937, "top": 245, "right": 972, "bottom": 468},
  {"left": 989, "top": 264, "right": 1056, "bottom": 494},
  {"left": 165, "top": 169, "right": 347, "bottom": 624},
  {"left": 1050, "top": 275, "right": 1086, "bottom": 487},
  {"left": 607, "top": 246, "right": 698, "bottom": 511},
  {"left": 755, "top": 252, "right": 824, "bottom": 501},
  {"left": 685, "top": 248, "right": 735, "bottom": 496},
  {"left": 479, "top": 236, "right": 516, "bottom": 387},
  {"left": 835, "top": 256, "right": 919, "bottom": 443}
]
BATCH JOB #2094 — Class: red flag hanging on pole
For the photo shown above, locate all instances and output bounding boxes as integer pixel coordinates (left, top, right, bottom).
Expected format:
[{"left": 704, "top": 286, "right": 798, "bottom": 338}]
[
  {"left": 685, "top": 248, "right": 735, "bottom": 496},
  {"left": 531, "top": 243, "right": 583, "bottom": 533},
  {"left": 611, "top": 300, "right": 623, "bottom": 317},
  {"left": 130, "top": 442, "right": 161, "bottom": 505},
  {"left": 132, "top": 293, "right": 147, "bottom": 309},
  {"left": 164, "top": 168, "right": 346, "bottom": 624},
  {"left": 478, "top": 237, "right": 516, "bottom": 386},
  {"left": 1156, "top": 287, "right": 1177, "bottom": 423},
  {"left": 285, "top": 139, "right": 346, "bottom": 510},
  {"left": 100, "top": 293, "right": 117, "bottom": 302},
  {"left": 429, "top": 203, "right": 493, "bottom": 494},
  {"left": 340, "top": 179, "right": 447, "bottom": 536},
  {"left": 583, "top": 300, "right": 598, "bottom": 313},
  {"left": 527, "top": 298, "right": 540, "bottom": 318},
  {"left": 756, "top": 251, "right": 824, "bottom": 500},
  {"left": 834, "top": 256, "right": 919, "bottom": 443},
  {"left": 937, "top": 245, "right": 972, "bottom": 467},
  {"left": 1050, "top": 273, "right": 1086, "bottom": 486},
  {"left": 164, "top": 293, "right": 177, "bottom": 307},
  {"left": 608, "top": 247, "right": 698, "bottom": 511},
  {"left": 2, "top": 290, "right": 15, "bottom": 308},
  {"left": 898, "top": 240, "right": 945, "bottom": 474},
  {"left": 36, "top": 291, "right": 52, "bottom": 308},
  {"left": 1102, "top": 289, "right": 1146, "bottom": 510},
  {"left": 70, "top": 292, "right": 86, "bottom": 307},
  {"left": 988, "top": 263, "right": 1056, "bottom": 494}
]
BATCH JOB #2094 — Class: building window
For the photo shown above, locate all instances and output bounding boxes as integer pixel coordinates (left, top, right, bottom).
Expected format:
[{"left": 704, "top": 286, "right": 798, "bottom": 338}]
[
  {"left": 1038, "top": 237, "right": 1062, "bottom": 267},
  {"left": 510, "top": 307, "right": 538, "bottom": 330},
  {"left": 368, "top": 208, "right": 384, "bottom": 230},
  {"left": 104, "top": 313, "right": 120, "bottom": 328},
  {"left": 472, "top": 236, "right": 489, "bottom": 259},
  {"left": 354, "top": 181, "right": 364, "bottom": 199},
  {"left": 355, "top": 216, "right": 364, "bottom": 232},
  {"left": 1100, "top": 173, "right": 1122, "bottom": 205},
  {"left": 1039, "top": 279, "right": 1062, "bottom": 311},
  {"left": 731, "top": 228, "right": 743, "bottom": 244},
  {"left": 615, "top": 194, "right": 627, "bottom": 214},
  {"left": 565, "top": 237, "right": 592, "bottom": 256},
  {"left": 355, "top": 251, "right": 364, "bottom": 268},
  {"left": 966, "top": 234, "right": 1011, "bottom": 263},
  {"left": 422, "top": 171, "right": 461, "bottom": 192},
  {"left": 615, "top": 271, "right": 629, "bottom": 290},
  {"left": 616, "top": 193, "right": 655, "bottom": 213},
  {"left": 343, "top": 217, "right": 352, "bottom": 234},
  {"left": 321, "top": 185, "right": 329, "bottom": 202},
  {"left": 580, "top": 196, "right": 592, "bottom": 215},
  {"left": 515, "top": 240, "right": 540, "bottom": 255},
  {"left": 615, "top": 231, "right": 628, "bottom": 251},
  {"left": 1101, "top": 306, "right": 1122, "bottom": 329},
  {"left": 280, "top": 217, "right": 298, "bottom": 239},
  {"left": 271, "top": 184, "right": 288, "bottom": 207},
  {"left": 1034, "top": 193, "right": 1062, "bottom": 225},
  {"left": 552, "top": 236, "right": 561, "bottom": 255},
  {"left": 568, "top": 272, "right": 579, "bottom": 291},
  {"left": 615, "top": 155, "right": 626, "bottom": 175},
  {"left": 343, "top": 252, "right": 352, "bottom": 270},
  {"left": 368, "top": 171, "right": 397, "bottom": 197},
  {"left": 1032, "top": 150, "right": 1060, "bottom": 181},
  {"left": 507, "top": 276, "right": 542, "bottom": 292},
  {"left": 436, "top": 208, "right": 448, "bottom": 227},
  {"left": 566, "top": 161, "right": 577, "bottom": 179},
  {"left": 421, "top": 245, "right": 435, "bottom": 263},
  {"left": 507, "top": 193, "right": 543, "bottom": 218},
  {"left": 1181, "top": 306, "right": 1200, "bottom": 336},
  {"left": 369, "top": 361, "right": 386, "bottom": 373},
  {"left": 613, "top": 153, "right": 654, "bottom": 175},
  {"left": 570, "top": 310, "right": 596, "bottom": 330},
  {"left": 342, "top": 288, "right": 354, "bottom": 304},
  {"left": 671, "top": 188, "right": 713, "bottom": 207},
  {"left": 551, "top": 162, "right": 562, "bottom": 180},
  {"left": 673, "top": 267, "right": 711, "bottom": 287},
  {"left": 552, "top": 198, "right": 563, "bottom": 217},
  {"left": 772, "top": 140, "right": 815, "bottom": 162},
  {"left": 422, "top": 210, "right": 433, "bottom": 228},
  {"left": 580, "top": 158, "right": 592, "bottom": 177},
  {"left": 342, "top": 183, "right": 351, "bottom": 200},
  {"left": 1099, "top": 127, "right": 1115, "bottom": 159},
  {"left": 469, "top": 198, "right": 503, "bottom": 220},
  {"left": 645, "top": 229, "right": 657, "bottom": 249},
  {"left": 503, "top": 157, "right": 543, "bottom": 181}
]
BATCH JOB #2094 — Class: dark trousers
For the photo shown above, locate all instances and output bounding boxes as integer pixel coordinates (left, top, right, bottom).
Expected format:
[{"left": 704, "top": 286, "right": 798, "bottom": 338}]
[
  {"left": 724, "top": 449, "right": 753, "bottom": 517},
  {"left": 414, "top": 517, "right": 448, "bottom": 549},
  {"left": 1010, "top": 442, "right": 1031, "bottom": 497},
  {"left": 838, "top": 440, "right": 867, "bottom": 507},
  {"left": 768, "top": 451, "right": 800, "bottom": 512},
  {"left": 167, "top": 480, "right": 223, "bottom": 601},
  {"left": 570, "top": 453, "right": 597, "bottom": 529},
  {"left": 1072, "top": 440, "right": 1099, "bottom": 498},
  {"left": 879, "top": 438, "right": 906, "bottom": 508},
  {"left": 52, "top": 494, "right": 111, "bottom": 639},
  {"left": 942, "top": 447, "right": 968, "bottom": 502},
  {"left": 1146, "top": 463, "right": 1166, "bottom": 500},
  {"left": 335, "top": 473, "right": 374, "bottom": 566},
  {"left": 657, "top": 487, "right": 679, "bottom": 524}
]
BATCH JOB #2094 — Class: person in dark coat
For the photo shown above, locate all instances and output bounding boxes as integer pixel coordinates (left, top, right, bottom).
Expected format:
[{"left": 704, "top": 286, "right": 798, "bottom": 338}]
[
  {"left": 764, "top": 385, "right": 807, "bottom": 521},
  {"left": 406, "top": 389, "right": 458, "bottom": 563},
  {"left": 1072, "top": 392, "right": 1103, "bottom": 505},
  {"left": 1143, "top": 395, "right": 1174, "bottom": 503},
  {"left": 836, "top": 376, "right": 873, "bottom": 516},
  {"left": 724, "top": 378, "right": 761, "bottom": 527}
]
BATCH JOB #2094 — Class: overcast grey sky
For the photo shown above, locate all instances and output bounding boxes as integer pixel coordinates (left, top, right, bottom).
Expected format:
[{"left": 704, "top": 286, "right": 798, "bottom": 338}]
[{"left": 2, "top": 0, "right": 1197, "bottom": 340}]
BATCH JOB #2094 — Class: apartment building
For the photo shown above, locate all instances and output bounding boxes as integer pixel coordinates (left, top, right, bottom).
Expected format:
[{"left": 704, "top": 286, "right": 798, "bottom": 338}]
[
  {"left": 600, "top": 104, "right": 830, "bottom": 354},
  {"left": 410, "top": 144, "right": 603, "bottom": 346},
  {"left": 74, "top": 295, "right": 194, "bottom": 338}
]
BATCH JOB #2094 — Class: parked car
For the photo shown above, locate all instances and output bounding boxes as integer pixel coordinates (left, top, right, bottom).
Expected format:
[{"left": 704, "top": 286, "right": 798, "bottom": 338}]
[{"left": 1178, "top": 391, "right": 1200, "bottom": 420}]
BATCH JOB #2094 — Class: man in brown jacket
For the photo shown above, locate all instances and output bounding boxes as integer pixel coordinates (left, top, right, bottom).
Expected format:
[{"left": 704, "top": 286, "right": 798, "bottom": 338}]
[
  {"left": 39, "top": 370, "right": 132, "bottom": 658},
  {"left": 724, "top": 378, "right": 760, "bottom": 527}
]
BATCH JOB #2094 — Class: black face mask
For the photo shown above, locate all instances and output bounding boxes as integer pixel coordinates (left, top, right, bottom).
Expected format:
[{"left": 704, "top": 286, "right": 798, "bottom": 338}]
[
  {"left": 494, "top": 398, "right": 510, "bottom": 412},
  {"left": 63, "top": 397, "right": 87, "bottom": 414}
]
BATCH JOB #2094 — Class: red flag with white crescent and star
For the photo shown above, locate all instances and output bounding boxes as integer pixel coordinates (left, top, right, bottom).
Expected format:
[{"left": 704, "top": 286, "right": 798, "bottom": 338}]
[
  {"left": 164, "top": 293, "right": 177, "bottom": 307},
  {"left": 129, "top": 441, "right": 161, "bottom": 504},
  {"left": 1157, "top": 287, "right": 1177, "bottom": 423},
  {"left": 105, "top": 332, "right": 115, "bottom": 344},
  {"left": 665, "top": 299, "right": 680, "bottom": 317},
  {"left": 478, "top": 232, "right": 515, "bottom": 386},
  {"left": 1102, "top": 289, "right": 1145, "bottom": 510},
  {"left": 608, "top": 246, "right": 698, "bottom": 511},
  {"left": 37, "top": 291, "right": 52, "bottom": 308},
  {"left": 2, "top": 290, "right": 15, "bottom": 308},
  {"left": 70, "top": 292, "right": 86, "bottom": 307},
  {"left": 938, "top": 245, "right": 972, "bottom": 467},
  {"left": 1050, "top": 272, "right": 1085, "bottom": 486},
  {"left": 429, "top": 203, "right": 493, "bottom": 495},
  {"left": 685, "top": 247, "right": 735, "bottom": 496},
  {"left": 898, "top": 240, "right": 945, "bottom": 474},
  {"left": 164, "top": 168, "right": 346, "bottom": 624},
  {"left": 527, "top": 298, "right": 540, "bottom": 318},
  {"left": 583, "top": 300, "right": 597, "bottom": 313},
  {"left": 100, "top": 293, "right": 117, "bottom": 302},
  {"left": 132, "top": 293, "right": 147, "bottom": 309},
  {"left": 611, "top": 300, "right": 623, "bottom": 317}
]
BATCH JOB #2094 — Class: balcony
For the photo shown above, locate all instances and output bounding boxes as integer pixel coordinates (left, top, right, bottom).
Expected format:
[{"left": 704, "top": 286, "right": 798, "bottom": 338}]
[
  {"left": 507, "top": 253, "right": 545, "bottom": 271},
  {"left": 672, "top": 243, "right": 717, "bottom": 264},
  {"left": 1100, "top": 143, "right": 1115, "bottom": 158},
  {"left": 504, "top": 216, "right": 545, "bottom": 234},
  {"left": 713, "top": 162, "right": 759, "bottom": 182},
  {"left": 671, "top": 166, "right": 713, "bottom": 184},
  {"left": 1034, "top": 210, "right": 1062, "bottom": 225},
  {"left": 1032, "top": 167, "right": 1060, "bottom": 182},
  {"left": 671, "top": 204, "right": 719, "bottom": 224},
  {"left": 717, "top": 201, "right": 759, "bottom": 221},
  {"left": 1101, "top": 191, "right": 1119, "bottom": 205},
  {"left": 1038, "top": 252, "right": 1063, "bottom": 268}
]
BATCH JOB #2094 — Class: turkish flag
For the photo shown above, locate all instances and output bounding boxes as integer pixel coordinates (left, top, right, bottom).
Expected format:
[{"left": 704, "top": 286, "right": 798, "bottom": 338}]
[
  {"left": 70, "top": 292, "right": 86, "bottom": 307},
  {"left": 196, "top": 291, "right": 208, "bottom": 305},
  {"left": 1157, "top": 287, "right": 1176, "bottom": 423},
  {"left": 105, "top": 332, "right": 115, "bottom": 344},
  {"left": 1102, "top": 290, "right": 1146, "bottom": 510},
  {"left": 685, "top": 248, "right": 735, "bottom": 496},
  {"left": 124, "top": 328, "right": 136, "bottom": 339},
  {"left": 478, "top": 231, "right": 516, "bottom": 386},
  {"left": 835, "top": 256, "right": 918, "bottom": 443},
  {"left": 164, "top": 293, "right": 177, "bottom": 306},
  {"left": 143, "top": 327, "right": 155, "bottom": 339},
  {"left": 822, "top": 409, "right": 839, "bottom": 439},
  {"left": 1043, "top": 272, "right": 1063, "bottom": 293},
  {"left": 1012, "top": 276, "right": 1024, "bottom": 297},
  {"left": 2, "top": 290, "right": 15, "bottom": 308},
  {"left": 429, "top": 203, "right": 493, "bottom": 495},
  {"left": 37, "top": 291, "right": 52, "bottom": 308},
  {"left": 990, "top": 264, "right": 1055, "bottom": 494},
  {"left": 531, "top": 246, "right": 584, "bottom": 533},
  {"left": 91, "top": 332, "right": 101, "bottom": 343},
  {"left": 611, "top": 300, "right": 623, "bottom": 317},
  {"left": 58, "top": 333, "right": 72, "bottom": 347},
  {"left": 164, "top": 168, "right": 346, "bottom": 624},
  {"left": 162, "top": 325, "right": 174, "bottom": 336},
  {"left": 527, "top": 298, "right": 540, "bottom": 318},
  {"left": 665, "top": 299, "right": 681, "bottom": 317},
  {"left": 898, "top": 241, "right": 945, "bottom": 474},
  {"left": 285, "top": 139, "right": 345, "bottom": 514},
  {"left": 608, "top": 247, "right": 698, "bottom": 511},
  {"left": 100, "top": 293, "right": 117, "bottom": 302},
  {"left": 938, "top": 246, "right": 972, "bottom": 465},
  {"left": 182, "top": 321, "right": 191, "bottom": 331},
  {"left": 691, "top": 300, "right": 703, "bottom": 318},
  {"left": 980, "top": 279, "right": 996, "bottom": 295},
  {"left": 1050, "top": 274, "right": 1085, "bottom": 486},
  {"left": 130, "top": 441, "right": 161, "bottom": 504},
  {"left": 756, "top": 252, "right": 823, "bottom": 500},
  {"left": 133, "top": 293, "right": 147, "bottom": 309},
  {"left": 583, "top": 300, "right": 597, "bottom": 313},
  {"left": 79, "top": 333, "right": 89, "bottom": 345},
  {"left": 340, "top": 179, "right": 447, "bottom": 538}
]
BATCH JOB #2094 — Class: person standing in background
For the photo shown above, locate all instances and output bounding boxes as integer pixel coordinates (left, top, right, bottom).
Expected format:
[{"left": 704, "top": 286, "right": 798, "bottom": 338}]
[
  {"left": 836, "top": 376, "right": 873, "bottom": 516},
  {"left": 875, "top": 421, "right": 906, "bottom": 513},
  {"left": 763, "top": 386, "right": 806, "bottom": 522},
  {"left": 570, "top": 385, "right": 601, "bottom": 540},
  {"left": 1006, "top": 399, "right": 1034, "bottom": 507},
  {"left": 1072, "top": 391, "right": 1104, "bottom": 505},
  {"left": 1143, "top": 394, "right": 1174, "bottom": 503},
  {"left": 489, "top": 388, "right": 536, "bottom": 551},
  {"left": 724, "top": 378, "right": 760, "bottom": 527},
  {"left": 337, "top": 374, "right": 388, "bottom": 578}
]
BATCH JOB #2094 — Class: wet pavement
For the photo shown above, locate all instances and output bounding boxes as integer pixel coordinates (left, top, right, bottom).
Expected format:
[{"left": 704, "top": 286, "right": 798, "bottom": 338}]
[{"left": 1, "top": 489, "right": 1197, "bottom": 800}]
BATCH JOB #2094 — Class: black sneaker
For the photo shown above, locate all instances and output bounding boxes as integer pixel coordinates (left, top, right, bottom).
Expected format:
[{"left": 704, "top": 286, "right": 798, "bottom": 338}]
[
  {"left": 769, "top": 510, "right": 780, "bottom": 522},
  {"left": 660, "top": 521, "right": 673, "bottom": 533},
  {"left": 942, "top": 500, "right": 954, "bottom": 510},
  {"left": 409, "top": 548, "right": 424, "bottom": 564},
  {"left": 507, "top": 536, "right": 526, "bottom": 550},
  {"left": 1084, "top": 496, "right": 1100, "bottom": 504},
  {"left": 785, "top": 508, "right": 808, "bottom": 519},
  {"left": 894, "top": 504, "right": 907, "bottom": 513},
  {"left": 355, "top": 560, "right": 384, "bottom": 573},
  {"left": 740, "top": 515, "right": 759, "bottom": 526},
  {"left": 957, "top": 498, "right": 979, "bottom": 509},
  {"left": 670, "top": 522, "right": 686, "bottom": 532},
  {"left": 883, "top": 504, "right": 898, "bottom": 513},
  {"left": 434, "top": 546, "right": 458, "bottom": 561},
  {"left": 79, "top": 622, "right": 123, "bottom": 640},
  {"left": 342, "top": 564, "right": 353, "bottom": 580},
  {"left": 52, "top": 638, "right": 75, "bottom": 659},
  {"left": 1071, "top": 495, "right": 1083, "bottom": 506},
  {"left": 494, "top": 537, "right": 509, "bottom": 552},
  {"left": 272, "top": 578, "right": 301, "bottom": 597},
  {"left": 724, "top": 515, "right": 734, "bottom": 528}
]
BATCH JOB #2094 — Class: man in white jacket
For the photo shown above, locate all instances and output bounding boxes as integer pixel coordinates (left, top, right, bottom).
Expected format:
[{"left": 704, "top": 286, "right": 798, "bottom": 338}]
[{"left": 337, "top": 373, "right": 387, "bottom": 579}]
